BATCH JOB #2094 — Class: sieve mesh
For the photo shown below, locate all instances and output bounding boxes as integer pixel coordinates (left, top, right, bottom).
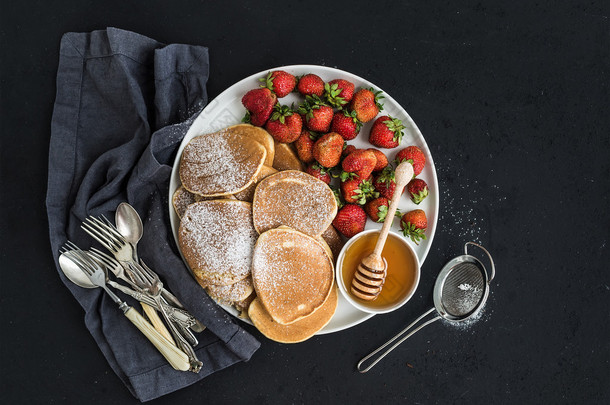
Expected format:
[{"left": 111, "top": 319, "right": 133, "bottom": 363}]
[{"left": 441, "top": 262, "right": 485, "bottom": 317}]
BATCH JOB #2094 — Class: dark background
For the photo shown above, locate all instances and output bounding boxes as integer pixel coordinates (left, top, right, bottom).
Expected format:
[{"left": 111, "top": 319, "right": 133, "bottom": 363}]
[{"left": 1, "top": 0, "right": 608, "bottom": 403}]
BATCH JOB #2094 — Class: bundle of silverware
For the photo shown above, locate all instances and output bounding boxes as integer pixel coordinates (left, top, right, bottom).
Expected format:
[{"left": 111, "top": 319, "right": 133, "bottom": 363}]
[{"left": 58, "top": 202, "right": 203, "bottom": 372}]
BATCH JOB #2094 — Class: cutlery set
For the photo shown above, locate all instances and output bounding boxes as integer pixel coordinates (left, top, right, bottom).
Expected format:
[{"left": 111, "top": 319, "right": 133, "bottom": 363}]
[{"left": 59, "top": 203, "right": 203, "bottom": 373}]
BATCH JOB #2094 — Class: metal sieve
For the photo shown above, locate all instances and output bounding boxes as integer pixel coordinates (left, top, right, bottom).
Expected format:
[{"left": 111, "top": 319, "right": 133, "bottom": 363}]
[{"left": 357, "top": 242, "right": 495, "bottom": 373}]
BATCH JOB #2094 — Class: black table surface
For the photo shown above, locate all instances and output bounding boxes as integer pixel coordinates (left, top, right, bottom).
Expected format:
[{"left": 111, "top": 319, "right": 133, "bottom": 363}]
[{"left": 1, "top": 1, "right": 609, "bottom": 403}]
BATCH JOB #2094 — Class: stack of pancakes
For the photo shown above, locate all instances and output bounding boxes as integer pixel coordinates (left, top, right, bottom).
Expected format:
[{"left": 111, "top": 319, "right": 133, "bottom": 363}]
[{"left": 175, "top": 124, "right": 344, "bottom": 343}]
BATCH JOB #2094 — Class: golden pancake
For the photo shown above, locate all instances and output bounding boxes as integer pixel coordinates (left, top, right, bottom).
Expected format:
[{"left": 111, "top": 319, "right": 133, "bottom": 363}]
[
  {"left": 172, "top": 185, "right": 199, "bottom": 218},
  {"left": 248, "top": 286, "right": 338, "bottom": 343},
  {"left": 179, "top": 200, "right": 258, "bottom": 286},
  {"left": 206, "top": 277, "right": 254, "bottom": 306},
  {"left": 179, "top": 129, "right": 266, "bottom": 197},
  {"left": 252, "top": 170, "right": 337, "bottom": 237},
  {"left": 251, "top": 227, "right": 334, "bottom": 325},
  {"left": 272, "top": 141, "right": 303, "bottom": 171},
  {"left": 228, "top": 124, "right": 275, "bottom": 166},
  {"left": 233, "top": 165, "right": 278, "bottom": 202}
]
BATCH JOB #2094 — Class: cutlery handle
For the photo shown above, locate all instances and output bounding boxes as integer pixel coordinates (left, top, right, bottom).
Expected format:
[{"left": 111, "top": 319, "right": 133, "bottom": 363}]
[
  {"left": 141, "top": 303, "right": 175, "bottom": 344},
  {"left": 124, "top": 307, "right": 190, "bottom": 371}
]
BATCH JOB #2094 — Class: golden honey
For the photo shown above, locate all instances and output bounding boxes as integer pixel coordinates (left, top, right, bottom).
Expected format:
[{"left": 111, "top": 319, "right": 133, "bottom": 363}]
[{"left": 341, "top": 232, "right": 417, "bottom": 308}]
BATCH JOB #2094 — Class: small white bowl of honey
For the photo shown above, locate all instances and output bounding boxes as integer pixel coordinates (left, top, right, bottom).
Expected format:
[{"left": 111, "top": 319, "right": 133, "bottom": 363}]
[{"left": 336, "top": 229, "right": 420, "bottom": 314}]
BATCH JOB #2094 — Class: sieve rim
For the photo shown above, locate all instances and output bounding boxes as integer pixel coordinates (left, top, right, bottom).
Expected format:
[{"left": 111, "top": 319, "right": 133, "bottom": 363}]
[{"left": 432, "top": 254, "right": 490, "bottom": 321}]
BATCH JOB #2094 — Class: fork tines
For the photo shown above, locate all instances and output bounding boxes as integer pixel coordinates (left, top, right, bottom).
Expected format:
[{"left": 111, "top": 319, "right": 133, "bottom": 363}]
[{"left": 81, "top": 215, "right": 127, "bottom": 253}]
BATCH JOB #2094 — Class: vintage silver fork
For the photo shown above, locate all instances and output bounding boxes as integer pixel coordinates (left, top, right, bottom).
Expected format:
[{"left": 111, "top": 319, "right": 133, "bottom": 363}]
[
  {"left": 88, "top": 248, "right": 197, "bottom": 329},
  {"left": 128, "top": 260, "right": 203, "bottom": 372},
  {"left": 60, "top": 242, "right": 190, "bottom": 371},
  {"left": 81, "top": 215, "right": 202, "bottom": 328}
]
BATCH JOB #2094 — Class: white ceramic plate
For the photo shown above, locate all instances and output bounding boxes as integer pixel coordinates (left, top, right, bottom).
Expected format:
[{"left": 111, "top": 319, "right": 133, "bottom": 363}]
[{"left": 169, "top": 65, "right": 439, "bottom": 334}]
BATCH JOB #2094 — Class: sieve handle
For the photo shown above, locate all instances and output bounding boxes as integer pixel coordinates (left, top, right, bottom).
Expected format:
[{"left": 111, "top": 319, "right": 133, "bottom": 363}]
[
  {"left": 357, "top": 308, "right": 441, "bottom": 373},
  {"left": 464, "top": 242, "right": 495, "bottom": 283}
]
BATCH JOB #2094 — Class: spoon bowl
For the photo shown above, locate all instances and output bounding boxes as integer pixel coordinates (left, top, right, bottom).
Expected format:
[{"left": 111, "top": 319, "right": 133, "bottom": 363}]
[
  {"left": 59, "top": 251, "right": 97, "bottom": 288},
  {"left": 115, "top": 202, "right": 144, "bottom": 259}
]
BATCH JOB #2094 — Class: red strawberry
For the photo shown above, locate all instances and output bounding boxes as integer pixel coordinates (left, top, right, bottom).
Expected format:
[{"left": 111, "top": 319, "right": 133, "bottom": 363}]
[
  {"left": 341, "top": 149, "right": 377, "bottom": 179},
  {"left": 331, "top": 110, "right": 361, "bottom": 140},
  {"left": 364, "top": 197, "right": 390, "bottom": 222},
  {"left": 341, "top": 144, "right": 358, "bottom": 159},
  {"left": 298, "top": 96, "right": 334, "bottom": 132},
  {"left": 350, "top": 88, "right": 384, "bottom": 123},
  {"left": 259, "top": 70, "right": 297, "bottom": 98},
  {"left": 367, "top": 149, "right": 389, "bottom": 171},
  {"left": 312, "top": 132, "right": 344, "bottom": 168},
  {"left": 242, "top": 88, "right": 277, "bottom": 126},
  {"left": 264, "top": 104, "right": 302, "bottom": 143},
  {"left": 294, "top": 130, "right": 317, "bottom": 163},
  {"left": 332, "top": 204, "right": 367, "bottom": 238},
  {"left": 297, "top": 74, "right": 325, "bottom": 96},
  {"left": 395, "top": 146, "right": 426, "bottom": 176},
  {"left": 373, "top": 167, "right": 396, "bottom": 199},
  {"left": 341, "top": 177, "right": 378, "bottom": 205},
  {"left": 306, "top": 163, "right": 331, "bottom": 184},
  {"left": 400, "top": 209, "right": 427, "bottom": 244},
  {"left": 369, "top": 115, "right": 405, "bottom": 148},
  {"left": 406, "top": 178, "right": 429, "bottom": 204},
  {"left": 326, "top": 79, "right": 355, "bottom": 106}
]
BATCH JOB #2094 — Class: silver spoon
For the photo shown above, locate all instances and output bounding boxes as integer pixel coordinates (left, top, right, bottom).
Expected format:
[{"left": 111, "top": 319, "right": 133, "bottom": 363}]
[
  {"left": 115, "top": 203, "right": 205, "bottom": 333},
  {"left": 57, "top": 249, "right": 190, "bottom": 371},
  {"left": 59, "top": 252, "right": 198, "bottom": 329}
]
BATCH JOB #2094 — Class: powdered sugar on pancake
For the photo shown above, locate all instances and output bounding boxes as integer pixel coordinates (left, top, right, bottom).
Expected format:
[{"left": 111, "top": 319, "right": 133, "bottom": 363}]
[
  {"left": 179, "top": 200, "right": 258, "bottom": 286},
  {"left": 179, "top": 130, "right": 265, "bottom": 196},
  {"left": 206, "top": 276, "right": 254, "bottom": 305},
  {"left": 252, "top": 228, "right": 334, "bottom": 325},
  {"left": 172, "top": 186, "right": 198, "bottom": 218},
  {"left": 252, "top": 171, "right": 337, "bottom": 237}
]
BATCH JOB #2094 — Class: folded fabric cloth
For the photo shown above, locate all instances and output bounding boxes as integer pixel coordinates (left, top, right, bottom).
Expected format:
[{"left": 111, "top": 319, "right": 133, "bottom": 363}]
[{"left": 46, "top": 27, "right": 260, "bottom": 402}]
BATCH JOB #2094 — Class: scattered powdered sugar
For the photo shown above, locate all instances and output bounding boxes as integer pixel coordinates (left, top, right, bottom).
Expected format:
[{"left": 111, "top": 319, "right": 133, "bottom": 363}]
[
  {"left": 179, "top": 201, "right": 258, "bottom": 285},
  {"left": 458, "top": 283, "right": 472, "bottom": 291}
]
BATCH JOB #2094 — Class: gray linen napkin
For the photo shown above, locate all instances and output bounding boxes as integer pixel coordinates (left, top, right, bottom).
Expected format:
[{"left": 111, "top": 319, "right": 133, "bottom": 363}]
[{"left": 46, "top": 27, "right": 260, "bottom": 402}]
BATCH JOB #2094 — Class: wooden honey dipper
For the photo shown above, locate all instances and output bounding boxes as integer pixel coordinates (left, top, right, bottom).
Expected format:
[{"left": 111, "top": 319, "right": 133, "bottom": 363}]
[{"left": 350, "top": 161, "right": 414, "bottom": 301}]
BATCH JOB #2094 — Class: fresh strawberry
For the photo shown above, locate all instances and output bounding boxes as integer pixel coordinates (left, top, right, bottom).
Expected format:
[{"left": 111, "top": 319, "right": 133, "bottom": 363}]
[
  {"left": 331, "top": 110, "right": 361, "bottom": 140},
  {"left": 312, "top": 132, "right": 344, "bottom": 168},
  {"left": 395, "top": 146, "right": 426, "bottom": 176},
  {"left": 369, "top": 115, "right": 405, "bottom": 148},
  {"left": 341, "top": 149, "right": 377, "bottom": 179},
  {"left": 341, "top": 177, "right": 378, "bottom": 205},
  {"left": 297, "top": 74, "right": 325, "bottom": 96},
  {"left": 400, "top": 209, "right": 427, "bottom": 244},
  {"left": 298, "top": 95, "right": 334, "bottom": 132},
  {"left": 364, "top": 197, "right": 390, "bottom": 222},
  {"left": 259, "top": 70, "right": 297, "bottom": 98},
  {"left": 406, "top": 178, "right": 429, "bottom": 204},
  {"left": 326, "top": 79, "right": 355, "bottom": 106},
  {"left": 264, "top": 104, "right": 302, "bottom": 143},
  {"left": 373, "top": 167, "right": 396, "bottom": 199},
  {"left": 341, "top": 144, "right": 358, "bottom": 159},
  {"left": 350, "top": 88, "right": 384, "bottom": 123},
  {"left": 306, "top": 163, "right": 331, "bottom": 184},
  {"left": 294, "top": 130, "right": 317, "bottom": 163},
  {"left": 332, "top": 204, "right": 367, "bottom": 238},
  {"left": 241, "top": 88, "right": 277, "bottom": 126},
  {"left": 367, "top": 149, "right": 389, "bottom": 171}
]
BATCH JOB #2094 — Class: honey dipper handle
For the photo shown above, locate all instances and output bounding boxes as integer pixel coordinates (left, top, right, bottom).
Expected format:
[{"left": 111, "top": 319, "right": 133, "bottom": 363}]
[{"left": 372, "top": 162, "right": 414, "bottom": 256}]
